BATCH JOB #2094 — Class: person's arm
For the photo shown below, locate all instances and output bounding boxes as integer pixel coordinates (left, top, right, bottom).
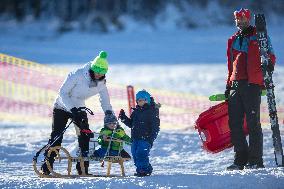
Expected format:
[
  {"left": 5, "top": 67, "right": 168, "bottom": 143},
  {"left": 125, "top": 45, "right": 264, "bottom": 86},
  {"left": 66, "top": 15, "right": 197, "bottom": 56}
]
[
  {"left": 149, "top": 108, "right": 160, "bottom": 146},
  {"left": 114, "top": 128, "right": 132, "bottom": 144},
  {"left": 97, "top": 128, "right": 105, "bottom": 145},
  {"left": 121, "top": 132, "right": 132, "bottom": 143},
  {"left": 59, "top": 71, "right": 79, "bottom": 111},
  {"left": 97, "top": 128, "right": 111, "bottom": 145},
  {"left": 226, "top": 38, "right": 234, "bottom": 87},
  {"left": 98, "top": 82, "right": 113, "bottom": 113},
  {"left": 119, "top": 109, "right": 133, "bottom": 128}
]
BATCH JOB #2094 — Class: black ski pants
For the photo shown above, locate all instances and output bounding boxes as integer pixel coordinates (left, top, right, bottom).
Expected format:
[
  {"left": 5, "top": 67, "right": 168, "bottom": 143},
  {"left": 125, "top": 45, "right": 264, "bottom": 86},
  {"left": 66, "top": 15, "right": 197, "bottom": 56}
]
[
  {"left": 228, "top": 80, "right": 263, "bottom": 166},
  {"left": 45, "top": 108, "right": 90, "bottom": 161}
]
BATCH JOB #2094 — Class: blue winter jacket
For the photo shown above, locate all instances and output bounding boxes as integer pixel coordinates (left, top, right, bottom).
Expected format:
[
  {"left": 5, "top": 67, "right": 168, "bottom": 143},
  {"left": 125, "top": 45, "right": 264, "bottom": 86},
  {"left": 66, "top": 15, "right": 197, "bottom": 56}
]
[{"left": 121, "top": 102, "right": 160, "bottom": 145}]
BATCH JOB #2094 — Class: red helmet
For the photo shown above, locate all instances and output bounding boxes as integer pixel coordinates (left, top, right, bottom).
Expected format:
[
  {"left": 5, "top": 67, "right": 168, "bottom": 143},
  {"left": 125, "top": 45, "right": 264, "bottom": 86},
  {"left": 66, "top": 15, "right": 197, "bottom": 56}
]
[{"left": 234, "top": 8, "right": 251, "bottom": 20}]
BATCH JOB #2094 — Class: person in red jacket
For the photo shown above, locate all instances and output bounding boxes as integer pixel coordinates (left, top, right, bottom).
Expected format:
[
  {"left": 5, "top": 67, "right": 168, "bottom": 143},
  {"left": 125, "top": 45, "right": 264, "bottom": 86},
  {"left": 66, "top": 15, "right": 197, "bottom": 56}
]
[{"left": 225, "top": 8, "right": 276, "bottom": 170}]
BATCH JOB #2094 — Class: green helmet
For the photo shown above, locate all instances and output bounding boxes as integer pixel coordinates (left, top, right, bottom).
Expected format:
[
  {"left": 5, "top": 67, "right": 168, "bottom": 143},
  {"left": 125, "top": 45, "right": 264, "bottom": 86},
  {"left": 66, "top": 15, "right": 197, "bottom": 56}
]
[{"left": 90, "top": 51, "right": 108, "bottom": 74}]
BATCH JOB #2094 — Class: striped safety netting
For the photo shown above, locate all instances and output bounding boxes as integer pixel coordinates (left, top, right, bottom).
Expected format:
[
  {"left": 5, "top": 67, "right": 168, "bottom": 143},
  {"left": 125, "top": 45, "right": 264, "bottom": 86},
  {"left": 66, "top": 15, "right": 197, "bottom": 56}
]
[{"left": 0, "top": 53, "right": 283, "bottom": 130}]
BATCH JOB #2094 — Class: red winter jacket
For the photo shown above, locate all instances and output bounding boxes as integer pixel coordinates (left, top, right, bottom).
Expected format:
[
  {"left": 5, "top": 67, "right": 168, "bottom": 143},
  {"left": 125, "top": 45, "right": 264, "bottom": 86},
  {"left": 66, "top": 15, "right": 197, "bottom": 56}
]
[{"left": 226, "top": 26, "right": 276, "bottom": 87}]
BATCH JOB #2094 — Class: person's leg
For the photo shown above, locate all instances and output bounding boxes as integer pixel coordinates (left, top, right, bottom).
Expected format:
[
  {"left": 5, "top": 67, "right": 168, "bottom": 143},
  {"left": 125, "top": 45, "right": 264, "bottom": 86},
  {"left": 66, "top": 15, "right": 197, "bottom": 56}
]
[
  {"left": 76, "top": 111, "right": 92, "bottom": 174},
  {"left": 109, "top": 149, "right": 119, "bottom": 156},
  {"left": 120, "top": 149, "right": 131, "bottom": 158},
  {"left": 77, "top": 111, "right": 90, "bottom": 156},
  {"left": 76, "top": 161, "right": 90, "bottom": 175},
  {"left": 228, "top": 82, "right": 248, "bottom": 169},
  {"left": 93, "top": 148, "right": 107, "bottom": 158},
  {"left": 135, "top": 140, "right": 151, "bottom": 175},
  {"left": 242, "top": 83, "right": 263, "bottom": 167},
  {"left": 131, "top": 140, "right": 138, "bottom": 172},
  {"left": 41, "top": 108, "right": 70, "bottom": 175}
]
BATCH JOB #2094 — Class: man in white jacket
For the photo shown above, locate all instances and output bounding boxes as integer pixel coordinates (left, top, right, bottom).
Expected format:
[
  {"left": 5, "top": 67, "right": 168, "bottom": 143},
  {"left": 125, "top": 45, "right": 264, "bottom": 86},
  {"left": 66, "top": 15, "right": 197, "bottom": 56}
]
[{"left": 41, "top": 51, "right": 114, "bottom": 175}]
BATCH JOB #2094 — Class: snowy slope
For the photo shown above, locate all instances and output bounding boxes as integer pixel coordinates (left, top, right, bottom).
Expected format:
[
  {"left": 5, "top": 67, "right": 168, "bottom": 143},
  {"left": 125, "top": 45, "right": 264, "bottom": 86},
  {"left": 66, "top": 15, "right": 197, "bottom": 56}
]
[
  {"left": 0, "top": 120, "right": 284, "bottom": 188},
  {"left": 1, "top": 64, "right": 284, "bottom": 189}
]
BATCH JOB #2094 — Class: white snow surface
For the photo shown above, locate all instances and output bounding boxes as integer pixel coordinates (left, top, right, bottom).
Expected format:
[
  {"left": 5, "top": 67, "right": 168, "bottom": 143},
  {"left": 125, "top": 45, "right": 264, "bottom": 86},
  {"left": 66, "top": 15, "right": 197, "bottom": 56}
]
[
  {"left": 1, "top": 23, "right": 284, "bottom": 188},
  {"left": 1, "top": 123, "right": 284, "bottom": 188},
  {"left": 1, "top": 64, "right": 284, "bottom": 189}
]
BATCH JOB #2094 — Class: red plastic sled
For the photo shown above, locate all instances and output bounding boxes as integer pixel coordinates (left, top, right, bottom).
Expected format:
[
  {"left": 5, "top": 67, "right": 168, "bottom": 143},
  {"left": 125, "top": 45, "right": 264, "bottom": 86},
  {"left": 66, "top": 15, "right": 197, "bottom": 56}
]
[{"left": 195, "top": 102, "right": 248, "bottom": 153}]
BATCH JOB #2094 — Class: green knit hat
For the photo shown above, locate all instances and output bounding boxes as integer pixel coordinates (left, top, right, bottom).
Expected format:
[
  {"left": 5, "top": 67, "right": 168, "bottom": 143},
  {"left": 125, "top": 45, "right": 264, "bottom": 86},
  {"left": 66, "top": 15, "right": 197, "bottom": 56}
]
[{"left": 90, "top": 51, "right": 108, "bottom": 74}]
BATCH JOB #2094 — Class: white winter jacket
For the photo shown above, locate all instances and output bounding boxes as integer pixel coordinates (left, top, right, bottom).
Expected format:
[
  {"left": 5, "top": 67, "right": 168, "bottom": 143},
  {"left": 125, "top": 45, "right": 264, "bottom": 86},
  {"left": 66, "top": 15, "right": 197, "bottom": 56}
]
[{"left": 54, "top": 62, "right": 112, "bottom": 113}]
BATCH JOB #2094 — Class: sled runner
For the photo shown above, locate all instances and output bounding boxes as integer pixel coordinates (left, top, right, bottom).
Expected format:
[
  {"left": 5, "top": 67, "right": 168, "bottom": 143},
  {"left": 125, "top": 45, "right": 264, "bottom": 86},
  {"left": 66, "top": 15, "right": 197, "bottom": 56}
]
[
  {"left": 32, "top": 106, "right": 132, "bottom": 178},
  {"left": 195, "top": 102, "right": 248, "bottom": 153},
  {"left": 33, "top": 144, "right": 131, "bottom": 178}
]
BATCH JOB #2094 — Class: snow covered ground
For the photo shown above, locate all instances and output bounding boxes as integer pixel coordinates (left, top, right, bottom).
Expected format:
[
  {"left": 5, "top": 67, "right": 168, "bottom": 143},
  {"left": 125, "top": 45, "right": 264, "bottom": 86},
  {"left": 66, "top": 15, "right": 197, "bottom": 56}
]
[
  {"left": 1, "top": 64, "right": 284, "bottom": 189},
  {"left": 1, "top": 120, "right": 284, "bottom": 188},
  {"left": 1, "top": 22, "right": 284, "bottom": 188}
]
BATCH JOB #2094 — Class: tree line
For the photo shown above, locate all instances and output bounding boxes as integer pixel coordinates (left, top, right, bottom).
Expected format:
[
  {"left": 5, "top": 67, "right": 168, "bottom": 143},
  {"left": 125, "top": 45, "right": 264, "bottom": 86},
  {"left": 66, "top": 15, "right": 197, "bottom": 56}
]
[{"left": 0, "top": 0, "right": 283, "bottom": 32}]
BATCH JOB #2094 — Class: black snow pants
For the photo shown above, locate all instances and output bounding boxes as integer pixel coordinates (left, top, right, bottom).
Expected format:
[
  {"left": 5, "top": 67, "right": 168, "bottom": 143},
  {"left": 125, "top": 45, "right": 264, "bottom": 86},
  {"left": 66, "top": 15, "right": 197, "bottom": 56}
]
[
  {"left": 228, "top": 80, "right": 263, "bottom": 166},
  {"left": 41, "top": 108, "right": 90, "bottom": 174}
]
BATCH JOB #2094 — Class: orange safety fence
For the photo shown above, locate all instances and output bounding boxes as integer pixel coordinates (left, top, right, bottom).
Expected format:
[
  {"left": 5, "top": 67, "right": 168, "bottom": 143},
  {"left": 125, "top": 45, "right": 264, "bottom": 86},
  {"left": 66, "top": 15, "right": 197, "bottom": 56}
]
[{"left": 0, "top": 53, "right": 283, "bottom": 130}]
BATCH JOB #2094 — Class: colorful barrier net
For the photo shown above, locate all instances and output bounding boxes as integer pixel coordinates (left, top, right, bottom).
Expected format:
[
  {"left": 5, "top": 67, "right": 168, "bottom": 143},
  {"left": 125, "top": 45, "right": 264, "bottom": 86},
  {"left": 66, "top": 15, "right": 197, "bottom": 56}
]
[{"left": 0, "top": 53, "right": 283, "bottom": 130}]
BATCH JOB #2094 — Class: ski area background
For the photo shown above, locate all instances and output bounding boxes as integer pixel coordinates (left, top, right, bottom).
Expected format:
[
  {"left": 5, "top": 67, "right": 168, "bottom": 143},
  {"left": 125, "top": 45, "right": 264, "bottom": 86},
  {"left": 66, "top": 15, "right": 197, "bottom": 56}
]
[{"left": 1, "top": 1, "right": 284, "bottom": 188}]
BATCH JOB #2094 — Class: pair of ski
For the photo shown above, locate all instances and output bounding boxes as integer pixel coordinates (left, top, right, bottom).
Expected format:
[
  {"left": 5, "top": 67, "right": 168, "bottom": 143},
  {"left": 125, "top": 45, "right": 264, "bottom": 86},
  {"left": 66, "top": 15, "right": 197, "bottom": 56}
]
[{"left": 209, "top": 14, "right": 283, "bottom": 167}]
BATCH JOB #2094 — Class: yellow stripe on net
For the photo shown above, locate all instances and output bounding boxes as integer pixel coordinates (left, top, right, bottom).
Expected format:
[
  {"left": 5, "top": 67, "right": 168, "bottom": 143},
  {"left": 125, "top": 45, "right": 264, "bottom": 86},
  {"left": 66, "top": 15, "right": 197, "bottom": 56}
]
[
  {"left": 0, "top": 53, "right": 68, "bottom": 77},
  {"left": 0, "top": 79, "right": 57, "bottom": 106}
]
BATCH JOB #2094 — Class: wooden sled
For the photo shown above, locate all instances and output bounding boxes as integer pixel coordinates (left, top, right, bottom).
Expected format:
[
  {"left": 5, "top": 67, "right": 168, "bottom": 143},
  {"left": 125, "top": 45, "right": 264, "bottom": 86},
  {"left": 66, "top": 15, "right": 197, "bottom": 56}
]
[{"left": 33, "top": 146, "right": 131, "bottom": 178}]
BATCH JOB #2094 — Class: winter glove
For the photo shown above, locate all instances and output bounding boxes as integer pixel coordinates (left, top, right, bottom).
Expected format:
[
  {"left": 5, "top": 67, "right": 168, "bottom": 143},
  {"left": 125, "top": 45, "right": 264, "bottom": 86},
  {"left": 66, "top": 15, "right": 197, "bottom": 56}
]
[
  {"left": 80, "top": 129, "right": 94, "bottom": 138},
  {"left": 118, "top": 109, "right": 127, "bottom": 121},
  {"left": 105, "top": 110, "right": 113, "bottom": 116},
  {"left": 71, "top": 107, "right": 88, "bottom": 129},
  {"left": 266, "top": 60, "right": 274, "bottom": 73},
  {"left": 224, "top": 85, "right": 231, "bottom": 101}
]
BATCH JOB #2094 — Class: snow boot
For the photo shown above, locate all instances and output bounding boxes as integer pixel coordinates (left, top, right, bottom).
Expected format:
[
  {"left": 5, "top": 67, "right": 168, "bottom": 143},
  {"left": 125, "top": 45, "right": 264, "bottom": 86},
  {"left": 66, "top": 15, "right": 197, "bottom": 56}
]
[
  {"left": 226, "top": 164, "right": 244, "bottom": 170},
  {"left": 244, "top": 163, "right": 265, "bottom": 169},
  {"left": 76, "top": 161, "right": 91, "bottom": 175},
  {"left": 40, "top": 162, "right": 51, "bottom": 175},
  {"left": 40, "top": 156, "right": 55, "bottom": 175},
  {"left": 134, "top": 171, "right": 151, "bottom": 177},
  {"left": 120, "top": 149, "right": 131, "bottom": 158}
]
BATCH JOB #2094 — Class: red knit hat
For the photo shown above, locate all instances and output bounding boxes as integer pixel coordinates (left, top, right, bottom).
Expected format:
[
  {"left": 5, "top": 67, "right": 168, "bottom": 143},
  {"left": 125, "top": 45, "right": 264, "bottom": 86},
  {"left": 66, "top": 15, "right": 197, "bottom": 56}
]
[{"left": 234, "top": 8, "right": 251, "bottom": 20}]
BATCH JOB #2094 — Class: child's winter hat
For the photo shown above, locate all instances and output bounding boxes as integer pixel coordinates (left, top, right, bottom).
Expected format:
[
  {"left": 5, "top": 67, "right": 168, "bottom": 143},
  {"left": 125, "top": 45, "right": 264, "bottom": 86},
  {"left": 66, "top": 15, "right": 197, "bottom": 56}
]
[
  {"left": 136, "top": 90, "right": 151, "bottom": 104},
  {"left": 104, "top": 113, "right": 117, "bottom": 126},
  {"left": 91, "top": 51, "right": 109, "bottom": 75}
]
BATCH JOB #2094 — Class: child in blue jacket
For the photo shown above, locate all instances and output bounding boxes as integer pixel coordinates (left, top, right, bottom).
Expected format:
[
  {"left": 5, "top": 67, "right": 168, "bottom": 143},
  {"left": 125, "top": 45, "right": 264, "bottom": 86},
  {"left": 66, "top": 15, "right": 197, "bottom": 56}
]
[{"left": 119, "top": 90, "right": 160, "bottom": 176}]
